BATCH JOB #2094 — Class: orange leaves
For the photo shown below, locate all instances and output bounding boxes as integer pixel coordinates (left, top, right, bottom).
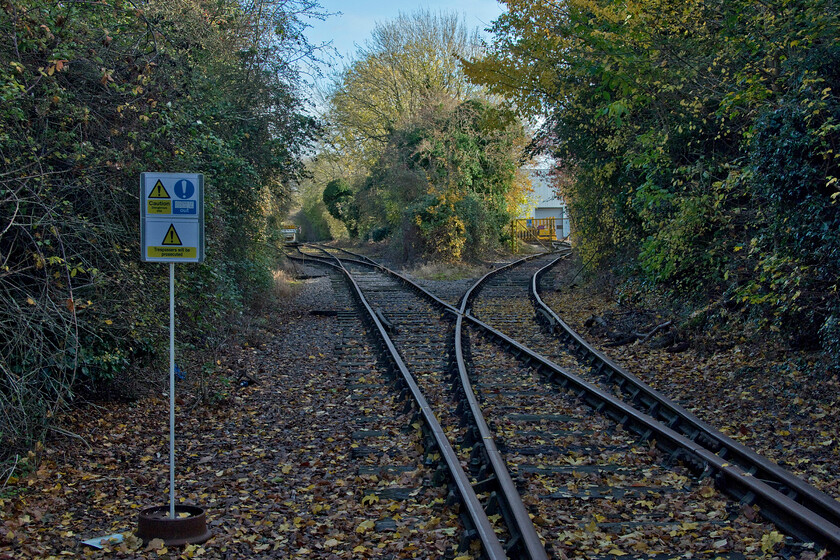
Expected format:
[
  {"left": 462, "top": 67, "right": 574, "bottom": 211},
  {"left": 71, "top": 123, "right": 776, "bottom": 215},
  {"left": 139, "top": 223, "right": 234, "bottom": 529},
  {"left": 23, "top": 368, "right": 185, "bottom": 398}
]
[
  {"left": 99, "top": 68, "right": 114, "bottom": 86},
  {"left": 45, "top": 59, "right": 68, "bottom": 75}
]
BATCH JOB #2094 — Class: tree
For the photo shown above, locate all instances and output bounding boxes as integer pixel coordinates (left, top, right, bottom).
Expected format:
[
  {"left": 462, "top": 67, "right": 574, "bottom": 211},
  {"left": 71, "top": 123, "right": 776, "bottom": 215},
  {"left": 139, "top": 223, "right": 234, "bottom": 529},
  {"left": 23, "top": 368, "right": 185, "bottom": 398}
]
[
  {"left": 317, "top": 9, "right": 531, "bottom": 257},
  {"left": 465, "top": 0, "right": 840, "bottom": 359},
  {"left": 326, "top": 9, "right": 483, "bottom": 167},
  {"left": 322, "top": 178, "right": 359, "bottom": 236},
  {"left": 359, "top": 98, "right": 531, "bottom": 260},
  {"left": 0, "top": 0, "right": 324, "bottom": 457}
]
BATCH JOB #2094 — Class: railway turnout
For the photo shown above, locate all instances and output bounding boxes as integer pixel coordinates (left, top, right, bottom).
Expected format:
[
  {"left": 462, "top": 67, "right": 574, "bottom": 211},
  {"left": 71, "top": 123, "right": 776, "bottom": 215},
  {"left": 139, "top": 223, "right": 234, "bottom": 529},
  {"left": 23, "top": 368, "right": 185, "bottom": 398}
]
[{"left": 288, "top": 244, "right": 840, "bottom": 559}]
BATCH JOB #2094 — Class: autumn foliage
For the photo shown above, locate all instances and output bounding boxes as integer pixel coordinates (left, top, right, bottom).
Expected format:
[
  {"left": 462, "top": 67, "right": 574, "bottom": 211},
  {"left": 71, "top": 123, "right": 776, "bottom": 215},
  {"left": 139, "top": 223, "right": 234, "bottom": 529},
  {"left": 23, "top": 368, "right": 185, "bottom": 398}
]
[
  {"left": 320, "top": 11, "right": 531, "bottom": 261},
  {"left": 0, "top": 0, "right": 321, "bottom": 457},
  {"left": 465, "top": 0, "right": 840, "bottom": 362}
]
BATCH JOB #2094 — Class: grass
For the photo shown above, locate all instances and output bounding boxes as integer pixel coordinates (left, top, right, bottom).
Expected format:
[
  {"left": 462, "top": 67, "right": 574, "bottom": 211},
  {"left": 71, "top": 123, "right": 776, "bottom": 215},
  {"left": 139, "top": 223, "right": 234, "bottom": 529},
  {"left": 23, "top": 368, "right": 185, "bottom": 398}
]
[
  {"left": 405, "top": 261, "right": 486, "bottom": 281},
  {"left": 272, "top": 268, "right": 303, "bottom": 299}
]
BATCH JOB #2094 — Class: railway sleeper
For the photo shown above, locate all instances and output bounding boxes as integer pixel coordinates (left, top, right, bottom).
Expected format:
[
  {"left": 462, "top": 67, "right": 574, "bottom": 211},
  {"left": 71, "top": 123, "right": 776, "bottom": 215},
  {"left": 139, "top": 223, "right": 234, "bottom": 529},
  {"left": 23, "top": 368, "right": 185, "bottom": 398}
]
[
  {"left": 432, "top": 462, "right": 450, "bottom": 487},
  {"left": 470, "top": 442, "right": 488, "bottom": 471},
  {"left": 457, "top": 527, "right": 478, "bottom": 557},
  {"left": 484, "top": 490, "right": 527, "bottom": 557},
  {"left": 472, "top": 473, "right": 498, "bottom": 494}
]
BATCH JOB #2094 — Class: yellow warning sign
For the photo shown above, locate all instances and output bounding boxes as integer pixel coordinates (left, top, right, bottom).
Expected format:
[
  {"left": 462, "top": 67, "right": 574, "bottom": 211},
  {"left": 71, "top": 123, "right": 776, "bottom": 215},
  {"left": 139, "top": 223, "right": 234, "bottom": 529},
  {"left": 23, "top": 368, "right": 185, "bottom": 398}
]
[
  {"left": 162, "top": 224, "right": 182, "bottom": 246},
  {"left": 149, "top": 180, "right": 171, "bottom": 199},
  {"left": 147, "top": 246, "right": 197, "bottom": 259},
  {"left": 147, "top": 200, "right": 171, "bottom": 214}
]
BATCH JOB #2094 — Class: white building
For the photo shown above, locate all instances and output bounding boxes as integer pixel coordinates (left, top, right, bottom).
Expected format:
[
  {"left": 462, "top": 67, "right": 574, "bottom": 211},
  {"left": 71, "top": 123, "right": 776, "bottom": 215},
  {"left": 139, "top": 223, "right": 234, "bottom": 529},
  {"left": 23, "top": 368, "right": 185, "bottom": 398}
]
[{"left": 519, "top": 168, "right": 570, "bottom": 240}]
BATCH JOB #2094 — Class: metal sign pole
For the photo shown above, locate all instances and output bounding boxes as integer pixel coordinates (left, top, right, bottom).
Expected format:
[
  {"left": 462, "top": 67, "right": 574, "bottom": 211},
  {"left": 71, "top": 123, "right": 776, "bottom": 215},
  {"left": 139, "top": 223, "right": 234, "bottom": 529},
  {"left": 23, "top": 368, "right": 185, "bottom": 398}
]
[
  {"left": 138, "top": 172, "right": 207, "bottom": 542},
  {"left": 169, "top": 262, "right": 176, "bottom": 519}
]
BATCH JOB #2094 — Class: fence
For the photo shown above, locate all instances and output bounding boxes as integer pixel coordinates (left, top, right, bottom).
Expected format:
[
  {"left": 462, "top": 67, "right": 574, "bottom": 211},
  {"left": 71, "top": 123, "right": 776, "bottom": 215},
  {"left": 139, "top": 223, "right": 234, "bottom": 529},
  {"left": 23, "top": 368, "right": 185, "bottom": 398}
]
[{"left": 511, "top": 217, "right": 557, "bottom": 246}]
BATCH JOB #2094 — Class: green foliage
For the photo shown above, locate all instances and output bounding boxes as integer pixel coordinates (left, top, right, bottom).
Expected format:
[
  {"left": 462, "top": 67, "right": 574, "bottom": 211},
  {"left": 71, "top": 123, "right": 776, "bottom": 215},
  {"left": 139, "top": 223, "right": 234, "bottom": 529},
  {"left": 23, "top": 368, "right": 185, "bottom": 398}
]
[
  {"left": 354, "top": 98, "right": 528, "bottom": 260},
  {"left": 322, "top": 178, "right": 359, "bottom": 236},
  {"left": 469, "top": 0, "right": 840, "bottom": 360},
  {"left": 0, "top": 0, "right": 322, "bottom": 457}
]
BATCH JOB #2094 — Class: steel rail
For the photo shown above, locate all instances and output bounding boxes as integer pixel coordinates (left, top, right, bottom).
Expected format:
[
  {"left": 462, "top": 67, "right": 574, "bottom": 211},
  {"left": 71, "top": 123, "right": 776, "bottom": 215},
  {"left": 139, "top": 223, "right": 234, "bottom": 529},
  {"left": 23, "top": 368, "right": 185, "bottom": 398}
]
[
  {"left": 294, "top": 245, "right": 840, "bottom": 553},
  {"left": 300, "top": 244, "right": 556, "bottom": 557},
  {"left": 310, "top": 242, "right": 380, "bottom": 267},
  {"left": 286, "top": 251, "right": 507, "bottom": 559},
  {"left": 527, "top": 259, "right": 840, "bottom": 549},
  {"left": 457, "top": 251, "right": 570, "bottom": 313},
  {"left": 462, "top": 313, "right": 840, "bottom": 553},
  {"left": 453, "top": 316, "right": 549, "bottom": 559},
  {"left": 460, "top": 251, "right": 840, "bottom": 552}
]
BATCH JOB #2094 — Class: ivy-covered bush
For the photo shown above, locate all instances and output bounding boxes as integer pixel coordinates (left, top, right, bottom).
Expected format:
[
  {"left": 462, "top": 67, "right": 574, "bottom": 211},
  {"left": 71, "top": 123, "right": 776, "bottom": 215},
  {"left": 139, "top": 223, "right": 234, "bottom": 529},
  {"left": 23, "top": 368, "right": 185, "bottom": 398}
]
[
  {"left": 0, "top": 0, "right": 320, "bottom": 457},
  {"left": 468, "top": 0, "right": 840, "bottom": 362}
]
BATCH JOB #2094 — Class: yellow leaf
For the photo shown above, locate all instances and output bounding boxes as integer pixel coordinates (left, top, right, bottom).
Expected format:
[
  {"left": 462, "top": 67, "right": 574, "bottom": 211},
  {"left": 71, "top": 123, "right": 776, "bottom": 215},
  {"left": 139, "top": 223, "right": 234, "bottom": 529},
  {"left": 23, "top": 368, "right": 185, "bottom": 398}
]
[
  {"left": 356, "top": 519, "right": 375, "bottom": 534},
  {"left": 761, "top": 531, "right": 785, "bottom": 553},
  {"left": 105, "top": 320, "right": 113, "bottom": 325},
  {"left": 281, "top": 464, "right": 292, "bottom": 474},
  {"left": 699, "top": 486, "right": 715, "bottom": 498},
  {"left": 353, "top": 545, "right": 369, "bottom": 553},
  {"left": 26, "top": 297, "right": 35, "bottom": 305},
  {"left": 361, "top": 494, "right": 379, "bottom": 506},
  {"left": 608, "top": 549, "right": 626, "bottom": 556}
]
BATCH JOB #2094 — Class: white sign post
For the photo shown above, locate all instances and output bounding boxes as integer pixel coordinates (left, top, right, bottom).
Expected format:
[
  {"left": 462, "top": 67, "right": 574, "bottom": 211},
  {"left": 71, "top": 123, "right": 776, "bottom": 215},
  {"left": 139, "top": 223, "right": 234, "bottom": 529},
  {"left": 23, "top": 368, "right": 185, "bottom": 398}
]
[{"left": 140, "top": 173, "right": 205, "bottom": 519}]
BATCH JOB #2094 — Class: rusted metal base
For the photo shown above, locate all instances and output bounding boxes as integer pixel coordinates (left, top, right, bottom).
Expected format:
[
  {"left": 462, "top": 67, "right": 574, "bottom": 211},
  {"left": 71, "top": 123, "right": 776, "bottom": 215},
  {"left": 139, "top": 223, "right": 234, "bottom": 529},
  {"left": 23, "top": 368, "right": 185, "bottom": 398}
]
[{"left": 136, "top": 505, "right": 211, "bottom": 546}]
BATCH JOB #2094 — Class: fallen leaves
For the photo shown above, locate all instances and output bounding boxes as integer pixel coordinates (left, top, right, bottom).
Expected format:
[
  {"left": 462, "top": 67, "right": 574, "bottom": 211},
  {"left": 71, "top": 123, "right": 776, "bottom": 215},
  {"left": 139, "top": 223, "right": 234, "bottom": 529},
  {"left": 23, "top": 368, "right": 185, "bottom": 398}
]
[
  {"left": 0, "top": 276, "right": 466, "bottom": 558},
  {"left": 761, "top": 530, "right": 786, "bottom": 553},
  {"left": 356, "top": 520, "right": 375, "bottom": 534},
  {"left": 542, "top": 266, "right": 840, "bottom": 504}
]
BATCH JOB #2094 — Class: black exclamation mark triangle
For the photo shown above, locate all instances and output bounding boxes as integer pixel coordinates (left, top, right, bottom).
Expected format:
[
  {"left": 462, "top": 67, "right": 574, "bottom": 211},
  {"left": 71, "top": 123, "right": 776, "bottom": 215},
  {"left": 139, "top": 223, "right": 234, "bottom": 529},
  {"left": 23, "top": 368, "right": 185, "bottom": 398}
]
[
  {"left": 162, "top": 224, "right": 182, "bottom": 246},
  {"left": 149, "top": 180, "right": 171, "bottom": 199}
]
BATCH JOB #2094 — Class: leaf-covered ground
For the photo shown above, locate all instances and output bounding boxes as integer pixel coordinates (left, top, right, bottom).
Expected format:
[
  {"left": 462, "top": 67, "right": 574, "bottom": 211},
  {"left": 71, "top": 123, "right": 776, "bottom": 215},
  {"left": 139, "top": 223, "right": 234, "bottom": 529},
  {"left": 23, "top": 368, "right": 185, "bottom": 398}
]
[
  {"left": 0, "top": 275, "right": 464, "bottom": 559},
  {"left": 2, "top": 257, "right": 838, "bottom": 559},
  {"left": 542, "top": 277, "right": 840, "bottom": 504}
]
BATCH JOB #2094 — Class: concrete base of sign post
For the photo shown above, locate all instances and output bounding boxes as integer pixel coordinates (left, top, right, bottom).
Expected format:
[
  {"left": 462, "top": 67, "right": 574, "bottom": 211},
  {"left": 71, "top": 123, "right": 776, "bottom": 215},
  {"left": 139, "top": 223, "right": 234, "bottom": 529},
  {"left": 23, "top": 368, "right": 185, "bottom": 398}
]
[{"left": 136, "top": 505, "right": 211, "bottom": 546}]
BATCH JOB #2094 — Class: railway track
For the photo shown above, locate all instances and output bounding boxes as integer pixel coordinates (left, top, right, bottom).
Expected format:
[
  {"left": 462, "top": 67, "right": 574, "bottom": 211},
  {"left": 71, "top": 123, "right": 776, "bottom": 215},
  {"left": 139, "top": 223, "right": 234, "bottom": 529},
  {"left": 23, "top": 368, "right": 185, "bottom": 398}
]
[
  {"left": 288, "top": 244, "right": 840, "bottom": 559},
  {"left": 291, "top": 258, "right": 467, "bottom": 554},
  {"left": 467, "top": 251, "right": 840, "bottom": 551}
]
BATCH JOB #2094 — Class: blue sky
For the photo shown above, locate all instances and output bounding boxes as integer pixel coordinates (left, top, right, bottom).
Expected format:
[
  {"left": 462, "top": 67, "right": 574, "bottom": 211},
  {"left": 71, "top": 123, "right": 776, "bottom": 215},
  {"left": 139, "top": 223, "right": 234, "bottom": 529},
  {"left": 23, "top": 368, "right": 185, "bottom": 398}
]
[{"left": 303, "top": 0, "right": 506, "bottom": 72}]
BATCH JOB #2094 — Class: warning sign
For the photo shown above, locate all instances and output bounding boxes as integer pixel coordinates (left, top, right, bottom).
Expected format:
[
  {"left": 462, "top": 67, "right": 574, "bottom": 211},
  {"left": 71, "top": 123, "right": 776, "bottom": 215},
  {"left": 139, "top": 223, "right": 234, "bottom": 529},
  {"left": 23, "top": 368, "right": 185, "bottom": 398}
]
[
  {"left": 141, "top": 173, "right": 204, "bottom": 263},
  {"left": 149, "top": 180, "right": 171, "bottom": 199},
  {"left": 143, "top": 219, "right": 200, "bottom": 261},
  {"left": 148, "top": 200, "right": 171, "bottom": 214},
  {"left": 147, "top": 246, "right": 197, "bottom": 259},
  {"left": 162, "top": 224, "right": 182, "bottom": 246}
]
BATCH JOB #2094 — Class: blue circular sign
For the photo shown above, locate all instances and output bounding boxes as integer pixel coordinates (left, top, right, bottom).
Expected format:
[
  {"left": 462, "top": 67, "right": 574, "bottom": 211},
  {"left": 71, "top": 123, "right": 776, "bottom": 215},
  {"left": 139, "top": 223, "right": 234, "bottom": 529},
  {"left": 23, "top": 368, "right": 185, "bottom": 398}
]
[{"left": 173, "top": 179, "right": 195, "bottom": 200}]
